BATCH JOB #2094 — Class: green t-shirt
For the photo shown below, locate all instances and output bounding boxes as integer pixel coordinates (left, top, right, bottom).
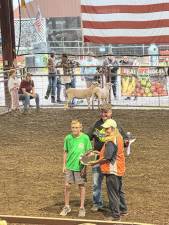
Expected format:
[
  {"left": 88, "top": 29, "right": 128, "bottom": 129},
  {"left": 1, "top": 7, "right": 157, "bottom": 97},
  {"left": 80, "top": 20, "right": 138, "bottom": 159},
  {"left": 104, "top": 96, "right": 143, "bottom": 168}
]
[{"left": 64, "top": 132, "right": 92, "bottom": 171}]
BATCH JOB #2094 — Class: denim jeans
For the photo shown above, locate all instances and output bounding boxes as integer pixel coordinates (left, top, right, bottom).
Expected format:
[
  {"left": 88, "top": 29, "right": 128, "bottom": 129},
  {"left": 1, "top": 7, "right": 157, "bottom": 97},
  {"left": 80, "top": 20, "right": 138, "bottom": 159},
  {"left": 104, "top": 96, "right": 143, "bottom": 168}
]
[
  {"left": 19, "top": 94, "right": 40, "bottom": 110},
  {"left": 46, "top": 73, "right": 57, "bottom": 97},
  {"left": 71, "top": 76, "right": 76, "bottom": 88},
  {"left": 92, "top": 165, "right": 104, "bottom": 207}
]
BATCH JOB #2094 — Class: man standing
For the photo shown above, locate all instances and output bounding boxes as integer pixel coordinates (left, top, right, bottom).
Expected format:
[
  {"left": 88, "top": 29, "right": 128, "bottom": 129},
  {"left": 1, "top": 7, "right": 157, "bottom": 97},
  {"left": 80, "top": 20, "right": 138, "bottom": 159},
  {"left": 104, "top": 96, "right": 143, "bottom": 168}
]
[
  {"left": 89, "top": 119, "right": 128, "bottom": 221},
  {"left": 58, "top": 54, "right": 79, "bottom": 89},
  {"left": 45, "top": 53, "right": 61, "bottom": 103},
  {"left": 103, "top": 56, "right": 119, "bottom": 99},
  {"left": 87, "top": 103, "right": 128, "bottom": 212},
  {"left": 58, "top": 54, "right": 79, "bottom": 105},
  {"left": 19, "top": 73, "right": 40, "bottom": 113}
]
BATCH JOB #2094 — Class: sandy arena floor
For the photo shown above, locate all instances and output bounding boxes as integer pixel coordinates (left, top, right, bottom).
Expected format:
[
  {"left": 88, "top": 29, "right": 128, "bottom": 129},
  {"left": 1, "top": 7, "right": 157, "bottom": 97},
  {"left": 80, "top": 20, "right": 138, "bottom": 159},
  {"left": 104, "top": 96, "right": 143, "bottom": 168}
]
[{"left": 0, "top": 109, "right": 168, "bottom": 225}]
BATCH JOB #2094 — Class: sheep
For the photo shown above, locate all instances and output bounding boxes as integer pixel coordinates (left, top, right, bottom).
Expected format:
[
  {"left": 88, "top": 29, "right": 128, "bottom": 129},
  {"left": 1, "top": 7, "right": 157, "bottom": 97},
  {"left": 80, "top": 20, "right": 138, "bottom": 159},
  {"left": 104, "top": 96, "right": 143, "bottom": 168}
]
[
  {"left": 64, "top": 82, "right": 99, "bottom": 109},
  {"left": 92, "top": 82, "right": 112, "bottom": 108}
]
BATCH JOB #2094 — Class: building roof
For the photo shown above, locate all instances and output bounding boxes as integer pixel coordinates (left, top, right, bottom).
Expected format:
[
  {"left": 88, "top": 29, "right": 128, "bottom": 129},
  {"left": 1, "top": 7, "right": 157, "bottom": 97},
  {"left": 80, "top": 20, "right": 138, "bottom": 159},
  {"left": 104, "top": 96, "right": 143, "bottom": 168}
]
[{"left": 14, "top": 0, "right": 81, "bottom": 18}]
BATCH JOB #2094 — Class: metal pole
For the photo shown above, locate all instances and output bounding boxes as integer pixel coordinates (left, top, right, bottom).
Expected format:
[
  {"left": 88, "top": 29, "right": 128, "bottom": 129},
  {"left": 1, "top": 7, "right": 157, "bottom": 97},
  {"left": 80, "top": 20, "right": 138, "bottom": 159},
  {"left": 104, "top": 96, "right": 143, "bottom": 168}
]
[{"left": 0, "top": 0, "right": 16, "bottom": 108}]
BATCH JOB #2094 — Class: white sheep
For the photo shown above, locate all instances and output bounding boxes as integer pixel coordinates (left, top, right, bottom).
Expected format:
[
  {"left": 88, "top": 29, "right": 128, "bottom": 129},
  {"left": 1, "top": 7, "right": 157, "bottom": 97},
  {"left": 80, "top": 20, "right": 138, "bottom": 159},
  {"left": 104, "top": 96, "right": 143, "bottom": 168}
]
[
  {"left": 92, "top": 82, "right": 112, "bottom": 108},
  {"left": 65, "top": 82, "right": 99, "bottom": 109}
]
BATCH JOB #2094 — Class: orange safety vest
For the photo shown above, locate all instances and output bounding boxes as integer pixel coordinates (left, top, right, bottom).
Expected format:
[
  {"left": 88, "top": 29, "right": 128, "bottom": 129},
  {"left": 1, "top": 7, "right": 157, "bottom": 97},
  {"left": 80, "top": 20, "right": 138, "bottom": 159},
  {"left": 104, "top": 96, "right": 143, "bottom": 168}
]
[{"left": 100, "top": 134, "right": 125, "bottom": 176}]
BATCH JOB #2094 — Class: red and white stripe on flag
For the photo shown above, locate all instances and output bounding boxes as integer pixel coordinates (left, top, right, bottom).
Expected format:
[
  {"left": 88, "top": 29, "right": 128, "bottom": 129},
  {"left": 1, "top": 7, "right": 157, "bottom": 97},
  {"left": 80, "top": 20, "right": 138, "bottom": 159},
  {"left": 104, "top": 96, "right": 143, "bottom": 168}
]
[
  {"left": 81, "top": 0, "right": 169, "bottom": 44},
  {"left": 34, "top": 8, "right": 42, "bottom": 32}
]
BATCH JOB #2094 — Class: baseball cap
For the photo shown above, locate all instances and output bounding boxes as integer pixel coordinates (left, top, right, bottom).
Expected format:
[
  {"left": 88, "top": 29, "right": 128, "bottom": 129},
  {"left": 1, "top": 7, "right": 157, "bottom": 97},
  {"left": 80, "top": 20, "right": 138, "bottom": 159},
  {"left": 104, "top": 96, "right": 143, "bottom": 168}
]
[
  {"left": 102, "top": 119, "right": 117, "bottom": 129},
  {"left": 100, "top": 103, "right": 112, "bottom": 112}
]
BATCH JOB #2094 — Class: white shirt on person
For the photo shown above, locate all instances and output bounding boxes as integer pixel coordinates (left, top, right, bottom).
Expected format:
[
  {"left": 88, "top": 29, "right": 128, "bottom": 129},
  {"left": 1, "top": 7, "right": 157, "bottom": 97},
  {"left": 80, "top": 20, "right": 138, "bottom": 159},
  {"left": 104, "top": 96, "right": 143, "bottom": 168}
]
[{"left": 8, "top": 77, "right": 20, "bottom": 93}]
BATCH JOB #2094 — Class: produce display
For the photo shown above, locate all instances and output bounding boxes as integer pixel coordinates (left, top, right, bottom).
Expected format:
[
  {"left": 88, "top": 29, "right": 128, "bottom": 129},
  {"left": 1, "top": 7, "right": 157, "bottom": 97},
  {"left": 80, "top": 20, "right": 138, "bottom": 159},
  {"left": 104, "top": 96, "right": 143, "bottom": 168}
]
[{"left": 121, "top": 75, "right": 168, "bottom": 97}]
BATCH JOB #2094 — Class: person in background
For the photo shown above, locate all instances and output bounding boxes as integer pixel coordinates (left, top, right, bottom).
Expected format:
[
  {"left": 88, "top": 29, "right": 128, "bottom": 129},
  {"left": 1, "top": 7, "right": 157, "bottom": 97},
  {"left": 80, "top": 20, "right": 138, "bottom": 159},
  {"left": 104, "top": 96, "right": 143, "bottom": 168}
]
[
  {"left": 59, "top": 54, "right": 79, "bottom": 89},
  {"left": 8, "top": 69, "right": 20, "bottom": 111},
  {"left": 45, "top": 53, "right": 61, "bottom": 103},
  {"left": 82, "top": 52, "right": 99, "bottom": 87},
  {"left": 103, "top": 56, "right": 119, "bottom": 99},
  {"left": 58, "top": 54, "right": 79, "bottom": 105},
  {"left": 87, "top": 103, "right": 129, "bottom": 212},
  {"left": 89, "top": 119, "right": 127, "bottom": 221},
  {"left": 19, "top": 73, "right": 40, "bottom": 113},
  {"left": 60, "top": 120, "right": 92, "bottom": 217}
]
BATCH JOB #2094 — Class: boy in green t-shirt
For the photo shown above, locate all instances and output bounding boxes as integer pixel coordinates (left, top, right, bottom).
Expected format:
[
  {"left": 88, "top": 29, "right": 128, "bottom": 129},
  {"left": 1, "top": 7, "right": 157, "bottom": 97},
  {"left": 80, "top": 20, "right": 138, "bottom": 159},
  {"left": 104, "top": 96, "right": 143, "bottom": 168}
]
[{"left": 60, "top": 120, "right": 92, "bottom": 217}]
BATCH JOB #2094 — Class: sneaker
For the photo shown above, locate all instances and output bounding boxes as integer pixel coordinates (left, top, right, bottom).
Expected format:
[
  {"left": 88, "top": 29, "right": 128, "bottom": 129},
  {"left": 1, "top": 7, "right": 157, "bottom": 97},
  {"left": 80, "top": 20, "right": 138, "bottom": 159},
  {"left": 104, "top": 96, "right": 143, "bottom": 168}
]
[
  {"left": 60, "top": 206, "right": 71, "bottom": 216},
  {"left": 78, "top": 208, "right": 86, "bottom": 217},
  {"left": 51, "top": 97, "right": 56, "bottom": 103},
  {"left": 91, "top": 205, "right": 99, "bottom": 212},
  {"left": 91, "top": 205, "right": 105, "bottom": 212}
]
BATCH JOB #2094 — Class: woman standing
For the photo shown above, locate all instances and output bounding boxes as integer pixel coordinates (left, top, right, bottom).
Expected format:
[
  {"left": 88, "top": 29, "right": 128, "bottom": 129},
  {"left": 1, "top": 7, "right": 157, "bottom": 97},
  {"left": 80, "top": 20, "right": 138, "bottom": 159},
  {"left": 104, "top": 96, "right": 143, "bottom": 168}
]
[{"left": 8, "top": 69, "right": 20, "bottom": 111}]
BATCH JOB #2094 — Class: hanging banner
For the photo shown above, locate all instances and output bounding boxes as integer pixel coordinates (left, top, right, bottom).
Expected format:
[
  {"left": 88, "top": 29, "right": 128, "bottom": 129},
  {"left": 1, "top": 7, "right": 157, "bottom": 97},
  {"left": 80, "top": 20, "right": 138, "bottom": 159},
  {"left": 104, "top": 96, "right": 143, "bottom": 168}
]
[{"left": 121, "top": 68, "right": 168, "bottom": 97}]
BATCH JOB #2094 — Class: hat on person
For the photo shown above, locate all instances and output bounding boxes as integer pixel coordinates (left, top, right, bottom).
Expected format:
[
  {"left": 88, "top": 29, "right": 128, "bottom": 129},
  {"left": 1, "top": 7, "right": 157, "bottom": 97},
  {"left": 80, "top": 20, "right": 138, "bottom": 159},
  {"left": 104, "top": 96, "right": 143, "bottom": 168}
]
[
  {"left": 102, "top": 119, "right": 117, "bottom": 129},
  {"left": 100, "top": 103, "right": 112, "bottom": 111}
]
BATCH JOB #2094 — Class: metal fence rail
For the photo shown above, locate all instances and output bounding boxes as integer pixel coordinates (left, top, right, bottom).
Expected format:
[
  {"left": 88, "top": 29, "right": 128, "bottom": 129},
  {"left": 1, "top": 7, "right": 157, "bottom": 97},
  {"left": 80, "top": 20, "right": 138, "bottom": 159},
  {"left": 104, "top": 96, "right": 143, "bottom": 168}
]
[{"left": 0, "top": 65, "right": 169, "bottom": 109}]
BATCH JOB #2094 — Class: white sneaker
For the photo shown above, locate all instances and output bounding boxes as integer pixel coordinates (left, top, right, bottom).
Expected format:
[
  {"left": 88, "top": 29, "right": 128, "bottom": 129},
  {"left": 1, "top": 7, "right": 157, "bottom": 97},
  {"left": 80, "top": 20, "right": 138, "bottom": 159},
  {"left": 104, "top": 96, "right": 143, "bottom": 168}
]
[
  {"left": 60, "top": 206, "right": 71, "bottom": 216},
  {"left": 78, "top": 208, "right": 86, "bottom": 217},
  {"left": 91, "top": 205, "right": 99, "bottom": 212}
]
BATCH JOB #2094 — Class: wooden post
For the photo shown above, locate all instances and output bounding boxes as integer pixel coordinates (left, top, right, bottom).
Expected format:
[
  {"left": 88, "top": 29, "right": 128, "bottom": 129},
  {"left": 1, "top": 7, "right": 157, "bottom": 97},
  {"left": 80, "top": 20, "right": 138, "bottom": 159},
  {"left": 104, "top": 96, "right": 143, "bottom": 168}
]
[{"left": 0, "top": 0, "right": 16, "bottom": 108}]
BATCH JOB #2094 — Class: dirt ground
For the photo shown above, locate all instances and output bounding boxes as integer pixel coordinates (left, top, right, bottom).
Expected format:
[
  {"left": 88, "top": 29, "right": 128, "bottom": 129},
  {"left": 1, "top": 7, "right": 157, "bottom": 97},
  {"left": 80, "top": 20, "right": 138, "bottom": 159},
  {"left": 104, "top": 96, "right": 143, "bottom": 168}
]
[{"left": 0, "top": 108, "right": 169, "bottom": 225}]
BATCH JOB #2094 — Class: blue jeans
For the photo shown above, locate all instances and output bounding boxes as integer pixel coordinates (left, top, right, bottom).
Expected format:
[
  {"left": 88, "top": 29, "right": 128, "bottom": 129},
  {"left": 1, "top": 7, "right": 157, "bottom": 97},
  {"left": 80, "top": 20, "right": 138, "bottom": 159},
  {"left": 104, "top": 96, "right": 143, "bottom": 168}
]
[
  {"left": 71, "top": 76, "right": 76, "bottom": 88},
  {"left": 19, "top": 94, "right": 40, "bottom": 110},
  {"left": 46, "top": 73, "right": 57, "bottom": 97},
  {"left": 92, "top": 165, "right": 104, "bottom": 207}
]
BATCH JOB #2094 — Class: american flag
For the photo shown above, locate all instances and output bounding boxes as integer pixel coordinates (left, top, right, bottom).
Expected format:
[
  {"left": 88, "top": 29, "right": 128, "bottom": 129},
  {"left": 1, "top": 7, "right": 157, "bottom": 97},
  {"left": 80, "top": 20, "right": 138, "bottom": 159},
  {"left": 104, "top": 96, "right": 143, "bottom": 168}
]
[
  {"left": 81, "top": 0, "right": 169, "bottom": 44},
  {"left": 34, "top": 8, "right": 42, "bottom": 32}
]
